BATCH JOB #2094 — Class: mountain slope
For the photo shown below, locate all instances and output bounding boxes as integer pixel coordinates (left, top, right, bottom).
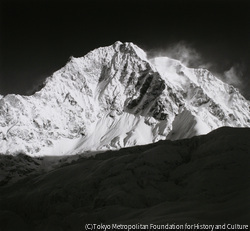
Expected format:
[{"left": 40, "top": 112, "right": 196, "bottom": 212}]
[
  {"left": 0, "top": 42, "right": 249, "bottom": 156},
  {"left": 0, "top": 127, "right": 249, "bottom": 230}
]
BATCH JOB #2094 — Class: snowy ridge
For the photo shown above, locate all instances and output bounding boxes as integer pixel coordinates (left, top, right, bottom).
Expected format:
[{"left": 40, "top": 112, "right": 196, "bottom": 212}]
[
  {"left": 150, "top": 57, "right": 250, "bottom": 139},
  {"left": 0, "top": 42, "right": 249, "bottom": 156}
]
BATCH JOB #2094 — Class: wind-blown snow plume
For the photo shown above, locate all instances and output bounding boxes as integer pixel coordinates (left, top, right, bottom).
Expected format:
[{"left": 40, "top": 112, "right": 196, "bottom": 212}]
[
  {"left": 223, "top": 63, "right": 244, "bottom": 89},
  {"left": 147, "top": 41, "right": 249, "bottom": 99},
  {"left": 147, "top": 41, "right": 204, "bottom": 67}
]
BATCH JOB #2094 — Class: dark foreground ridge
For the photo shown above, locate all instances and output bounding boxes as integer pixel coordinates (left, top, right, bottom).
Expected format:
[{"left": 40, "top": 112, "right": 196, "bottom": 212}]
[{"left": 0, "top": 127, "right": 249, "bottom": 230}]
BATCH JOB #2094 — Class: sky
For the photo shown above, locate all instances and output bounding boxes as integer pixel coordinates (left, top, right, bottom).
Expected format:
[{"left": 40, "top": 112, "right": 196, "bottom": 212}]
[{"left": 0, "top": 0, "right": 250, "bottom": 98}]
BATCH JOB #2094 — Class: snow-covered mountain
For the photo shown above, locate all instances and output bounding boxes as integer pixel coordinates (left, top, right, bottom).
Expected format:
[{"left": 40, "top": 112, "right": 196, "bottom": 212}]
[{"left": 0, "top": 41, "right": 249, "bottom": 156}]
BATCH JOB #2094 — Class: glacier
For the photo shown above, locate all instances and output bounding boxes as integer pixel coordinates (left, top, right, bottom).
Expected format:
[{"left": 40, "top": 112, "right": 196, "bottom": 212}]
[{"left": 0, "top": 41, "right": 249, "bottom": 156}]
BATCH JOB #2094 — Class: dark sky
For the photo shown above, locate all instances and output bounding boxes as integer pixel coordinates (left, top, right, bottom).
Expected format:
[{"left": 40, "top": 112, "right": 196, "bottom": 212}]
[{"left": 1, "top": 0, "right": 250, "bottom": 98}]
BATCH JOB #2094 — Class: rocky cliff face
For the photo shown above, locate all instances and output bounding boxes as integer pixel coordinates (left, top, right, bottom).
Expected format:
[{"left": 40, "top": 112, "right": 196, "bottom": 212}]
[{"left": 0, "top": 41, "right": 249, "bottom": 156}]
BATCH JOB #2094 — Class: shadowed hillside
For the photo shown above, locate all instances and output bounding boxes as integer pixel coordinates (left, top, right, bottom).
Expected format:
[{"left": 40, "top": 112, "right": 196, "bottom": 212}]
[{"left": 0, "top": 127, "right": 249, "bottom": 230}]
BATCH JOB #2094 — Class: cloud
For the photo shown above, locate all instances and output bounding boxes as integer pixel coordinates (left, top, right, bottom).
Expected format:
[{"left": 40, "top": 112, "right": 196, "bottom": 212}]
[
  {"left": 222, "top": 63, "right": 245, "bottom": 89},
  {"left": 148, "top": 41, "right": 206, "bottom": 68},
  {"left": 26, "top": 77, "right": 46, "bottom": 96},
  {"left": 165, "top": 41, "right": 202, "bottom": 67}
]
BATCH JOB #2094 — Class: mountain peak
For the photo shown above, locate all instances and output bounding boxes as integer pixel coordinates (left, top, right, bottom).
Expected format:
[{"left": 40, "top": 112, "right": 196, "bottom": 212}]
[
  {"left": 0, "top": 42, "right": 249, "bottom": 156},
  {"left": 113, "top": 40, "right": 123, "bottom": 49}
]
